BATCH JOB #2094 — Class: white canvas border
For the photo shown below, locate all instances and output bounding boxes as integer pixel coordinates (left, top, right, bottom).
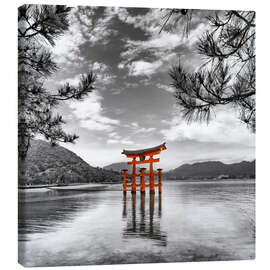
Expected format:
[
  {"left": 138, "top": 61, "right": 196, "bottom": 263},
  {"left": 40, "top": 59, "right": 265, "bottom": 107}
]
[{"left": 0, "top": 0, "right": 269, "bottom": 269}]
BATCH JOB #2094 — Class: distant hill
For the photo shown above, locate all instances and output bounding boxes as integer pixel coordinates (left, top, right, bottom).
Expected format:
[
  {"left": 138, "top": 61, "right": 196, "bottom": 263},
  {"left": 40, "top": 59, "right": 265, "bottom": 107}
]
[
  {"left": 164, "top": 160, "right": 255, "bottom": 180},
  {"left": 103, "top": 162, "right": 129, "bottom": 172},
  {"left": 19, "top": 140, "right": 121, "bottom": 185},
  {"left": 103, "top": 162, "right": 143, "bottom": 174}
]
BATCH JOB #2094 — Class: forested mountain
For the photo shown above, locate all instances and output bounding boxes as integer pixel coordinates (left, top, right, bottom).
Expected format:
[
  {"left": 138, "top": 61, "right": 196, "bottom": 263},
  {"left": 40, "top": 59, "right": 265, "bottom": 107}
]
[
  {"left": 164, "top": 161, "right": 255, "bottom": 180},
  {"left": 19, "top": 140, "right": 121, "bottom": 185}
]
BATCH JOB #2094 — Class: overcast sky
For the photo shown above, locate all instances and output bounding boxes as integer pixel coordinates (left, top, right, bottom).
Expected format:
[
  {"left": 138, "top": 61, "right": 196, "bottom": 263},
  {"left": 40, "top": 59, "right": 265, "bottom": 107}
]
[{"left": 44, "top": 6, "right": 255, "bottom": 170}]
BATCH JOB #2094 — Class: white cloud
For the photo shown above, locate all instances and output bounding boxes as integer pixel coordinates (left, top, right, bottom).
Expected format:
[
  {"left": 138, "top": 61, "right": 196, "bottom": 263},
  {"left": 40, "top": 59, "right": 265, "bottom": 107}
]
[
  {"left": 79, "top": 7, "right": 118, "bottom": 45},
  {"left": 80, "top": 118, "right": 118, "bottom": 131},
  {"left": 157, "top": 83, "right": 175, "bottom": 93},
  {"left": 108, "top": 132, "right": 121, "bottom": 139},
  {"left": 126, "top": 60, "right": 163, "bottom": 76},
  {"left": 117, "top": 8, "right": 212, "bottom": 78},
  {"left": 137, "top": 127, "right": 156, "bottom": 133},
  {"left": 131, "top": 122, "right": 139, "bottom": 128},
  {"left": 110, "top": 88, "right": 125, "bottom": 95},
  {"left": 58, "top": 61, "right": 116, "bottom": 90},
  {"left": 107, "top": 137, "right": 134, "bottom": 146},
  {"left": 116, "top": 9, "right": 184, "bottom": 75},
  {"left": 106, "top": 126, "right": 135, "bottom": 146},
  {"left": 128, "top": 122, "right": 156, "bottom": 134},
  {"left": 118, "top": 63, "right": 125, "bottom": 69},
  {"left": 91, "top": 62, "right": 108, "bottom": 72},
  {"left": 116, "top": 8, "right": 164, "bottom": 34},
  {"left": 89, "top": 61, "right": 117, "bottom": 87},
  {"left": 69, "top": 90, "right": 120, "bottom": 131},
  {"left": 107, "top": 139, "right": 119, "bottom": 144},
  {"left": 124, "top": 82, "right": 140, "bottom": 88},
  {"left": 121, "top": 139, "right": 134, "bottom": 145},
  {"left": 52, "top": 8, "right": 85, "bottom": 67},
  {"left": 120, "top": 32, "right": 183, "bottom": 61},
  {"left": 160, "top": 107, "right": 255, "bottom": 147},
  {"left": 123, "top": 52, "right": 178, "bottom": 77},
  {"left": 145, "top": 32, "right": 183, "bottom": 50},
  {"left": 52, "top": 7, "right": 117, "bottom": 68}
]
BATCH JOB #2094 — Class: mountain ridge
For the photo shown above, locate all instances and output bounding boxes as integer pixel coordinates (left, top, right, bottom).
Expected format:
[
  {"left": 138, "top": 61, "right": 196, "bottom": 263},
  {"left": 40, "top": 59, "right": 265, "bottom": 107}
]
[
  {"left": 164, "top": 160, "right": 255, "bottom": 179},
  {"left": 19, "top": 140, "right": 121, "bottom": 185},
  {"left": 104, "top": 160, "right": 255, "bottom": 180}
]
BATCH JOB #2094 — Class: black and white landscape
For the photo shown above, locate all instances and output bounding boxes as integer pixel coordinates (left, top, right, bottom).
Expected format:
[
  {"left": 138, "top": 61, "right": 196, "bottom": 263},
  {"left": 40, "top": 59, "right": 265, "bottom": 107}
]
[{"left": 18, "top": 5, "right": 255, "bottom": 267}]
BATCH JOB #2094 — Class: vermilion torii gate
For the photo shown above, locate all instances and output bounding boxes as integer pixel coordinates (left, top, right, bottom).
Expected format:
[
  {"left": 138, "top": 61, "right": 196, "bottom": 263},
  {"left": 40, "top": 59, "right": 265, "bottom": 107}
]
[{"left": 121, "top": 143, "right": 166, "bottom": 194}]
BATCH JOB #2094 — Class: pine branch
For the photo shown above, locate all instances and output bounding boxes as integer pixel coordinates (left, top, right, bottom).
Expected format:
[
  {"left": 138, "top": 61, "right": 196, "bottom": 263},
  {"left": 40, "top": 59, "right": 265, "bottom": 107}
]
[
  {"left": 51, "top": 73, "right": 96, "bottom": 101},
  {"left": 168, "top": 9, "right": 255, "bottom": 131},
  {"left": 18, "top": 5, "right": 97, "bottom": 159}
]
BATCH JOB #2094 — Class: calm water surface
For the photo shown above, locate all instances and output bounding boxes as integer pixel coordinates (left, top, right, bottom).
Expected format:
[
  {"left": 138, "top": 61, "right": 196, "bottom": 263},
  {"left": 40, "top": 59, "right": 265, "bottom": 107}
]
[{"left": 18, "top": 180, "right": 255, "bottom": 267}]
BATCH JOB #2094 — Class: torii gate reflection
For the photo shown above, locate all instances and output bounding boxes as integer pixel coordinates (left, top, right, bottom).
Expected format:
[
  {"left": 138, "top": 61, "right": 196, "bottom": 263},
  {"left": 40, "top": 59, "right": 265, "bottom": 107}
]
[{"left": 122, "top": 192, "right": 167, "bottom": 246}]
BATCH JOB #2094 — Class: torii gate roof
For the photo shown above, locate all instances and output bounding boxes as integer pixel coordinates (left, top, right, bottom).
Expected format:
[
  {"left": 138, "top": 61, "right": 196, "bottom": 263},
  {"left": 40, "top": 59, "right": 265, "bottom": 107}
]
[{"left": 122, "top": 142, "right": 166, "bottom": 156}]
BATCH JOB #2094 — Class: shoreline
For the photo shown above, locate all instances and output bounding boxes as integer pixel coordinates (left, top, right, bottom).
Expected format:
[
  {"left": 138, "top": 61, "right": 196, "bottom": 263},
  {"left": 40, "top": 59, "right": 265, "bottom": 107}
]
[
  {"left": 18, "top": 178, "right": 255, "bottom": 192},
  {"left": 18, "top": 182, "right": 122, "bottom": 193}
]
